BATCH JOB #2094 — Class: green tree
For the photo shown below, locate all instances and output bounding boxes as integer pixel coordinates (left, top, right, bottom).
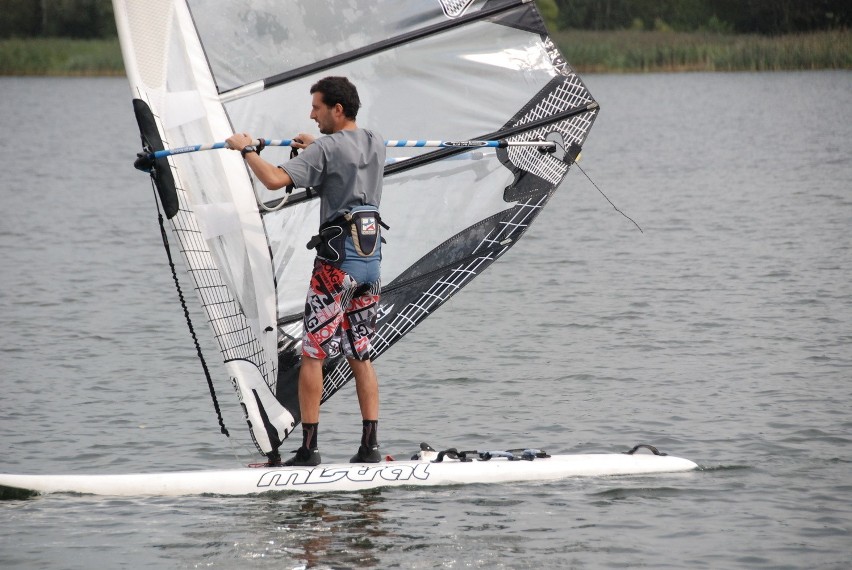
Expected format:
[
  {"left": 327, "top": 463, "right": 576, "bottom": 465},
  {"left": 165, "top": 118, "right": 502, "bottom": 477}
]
[
  {"left": 552, "top": 0, "right": 852, "bottom": 33},
  {"left": 537, "top": 0, "right": 560, "bottom": 30},
  {"left": 0, "top": 0, "right": 40, "bottom": 38},
  {"left": 0, "top": 0, "right": 115, "bottom": 38},
  {"left": 714, "top": 0, "right": 852, "bottom": 34},
  {"left": 555, "top": 0, "right": 717, "bottom": 31}
]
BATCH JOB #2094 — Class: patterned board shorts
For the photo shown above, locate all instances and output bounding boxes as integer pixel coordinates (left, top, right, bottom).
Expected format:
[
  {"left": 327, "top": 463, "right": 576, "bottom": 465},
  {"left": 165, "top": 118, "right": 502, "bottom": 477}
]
[{"left": 302, "top": 259, "right": 381, "bottom": 361}]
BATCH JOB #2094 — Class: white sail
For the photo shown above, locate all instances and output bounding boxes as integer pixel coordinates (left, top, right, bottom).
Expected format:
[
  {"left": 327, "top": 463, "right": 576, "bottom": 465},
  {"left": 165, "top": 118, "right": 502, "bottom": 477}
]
[{"left": 114, "top": 0, "right": 599, "bottom": 460}]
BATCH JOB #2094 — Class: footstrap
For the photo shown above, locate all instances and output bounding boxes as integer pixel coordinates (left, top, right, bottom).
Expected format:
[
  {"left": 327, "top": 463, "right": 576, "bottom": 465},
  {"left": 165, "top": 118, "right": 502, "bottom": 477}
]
[
  {"left": 624, "top": 444, "right": 667, "bottom": 456},
  {"left": 431, "top": 446, "right": 550, "bottom": 463}
]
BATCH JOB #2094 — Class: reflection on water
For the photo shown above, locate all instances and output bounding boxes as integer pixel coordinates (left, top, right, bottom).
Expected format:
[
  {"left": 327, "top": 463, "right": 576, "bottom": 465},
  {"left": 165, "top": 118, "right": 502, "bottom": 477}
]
[{"left": 234, "top": 491, "right": 389, "bottom": 568}]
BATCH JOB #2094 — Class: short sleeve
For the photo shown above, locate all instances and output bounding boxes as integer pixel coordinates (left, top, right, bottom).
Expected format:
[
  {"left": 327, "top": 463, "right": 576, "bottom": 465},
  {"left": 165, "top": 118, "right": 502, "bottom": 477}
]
[{"left": 279, "top": 143, "right": 326, "bottom": 189}]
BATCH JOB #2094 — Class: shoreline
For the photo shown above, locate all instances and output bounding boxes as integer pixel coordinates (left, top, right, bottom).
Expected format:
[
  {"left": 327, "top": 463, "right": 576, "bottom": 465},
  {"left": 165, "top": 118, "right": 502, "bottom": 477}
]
[
  {"left": 556, "top": 29, "right": 851, "bottom": 73},
  {"left": 1, "top": 30, "right": 849, "bottom": 76}
]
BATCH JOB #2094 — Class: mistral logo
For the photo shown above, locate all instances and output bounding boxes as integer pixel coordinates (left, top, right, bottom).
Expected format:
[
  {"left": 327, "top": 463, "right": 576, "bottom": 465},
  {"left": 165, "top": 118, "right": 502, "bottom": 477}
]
[{"left": 256, "top": 463, "right": 431, "bottom": 488}]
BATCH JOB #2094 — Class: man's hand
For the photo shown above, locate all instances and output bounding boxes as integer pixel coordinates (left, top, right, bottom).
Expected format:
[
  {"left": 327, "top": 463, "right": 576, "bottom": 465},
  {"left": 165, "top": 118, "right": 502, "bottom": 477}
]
[
  {"left": 291, "top": 133, "right": 315, "bottom": 149},
  {"left": 226, "top": 132, "right": 254, "bottom": 151},
  {"left": 224, "top": 131, "right": 293, "bottom": 191}
]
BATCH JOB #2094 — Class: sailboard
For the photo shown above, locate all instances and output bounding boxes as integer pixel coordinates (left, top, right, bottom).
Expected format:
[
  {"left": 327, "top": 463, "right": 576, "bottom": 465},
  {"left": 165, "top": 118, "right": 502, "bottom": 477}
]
[
  {"left": 0, "top": 446, "right": 697, "bottom": 497},
  {"left": 109, "top": 0, "right": 605, "bottom": 461},
  {"left": 0, "top": 1, "right": 697, "bottom": 495}
]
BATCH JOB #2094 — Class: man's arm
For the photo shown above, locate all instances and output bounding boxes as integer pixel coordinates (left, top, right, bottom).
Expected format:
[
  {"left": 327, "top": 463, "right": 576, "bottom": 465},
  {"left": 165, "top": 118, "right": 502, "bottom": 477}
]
[
  {"left": 244, "top": 152, "right": 292, "bottom": 190},
  {"left": 225, "top": 132, "right": 295, "bottom": 191}
]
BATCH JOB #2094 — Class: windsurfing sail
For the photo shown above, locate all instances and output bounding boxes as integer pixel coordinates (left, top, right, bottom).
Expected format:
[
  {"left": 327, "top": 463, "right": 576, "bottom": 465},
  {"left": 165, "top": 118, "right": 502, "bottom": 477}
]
[{"left": 113, "top": 0, "right": 599, "bottom": 461}]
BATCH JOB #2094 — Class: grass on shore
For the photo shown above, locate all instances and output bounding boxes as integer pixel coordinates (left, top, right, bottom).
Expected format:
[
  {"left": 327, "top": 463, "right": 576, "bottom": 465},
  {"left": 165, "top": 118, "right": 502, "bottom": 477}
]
[
  {"left": 0, "top": 37, "right": 124, "bottom": 76},
  {"left": 1, "top": 31, "right": 850, "bottom": 76},
  {"left": 555, "top": 29, "right": 852, "bottom": 73}
]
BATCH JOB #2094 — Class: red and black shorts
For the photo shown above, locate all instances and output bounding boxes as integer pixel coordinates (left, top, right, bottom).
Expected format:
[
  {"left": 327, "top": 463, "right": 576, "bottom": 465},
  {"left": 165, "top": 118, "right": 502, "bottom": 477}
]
[{"left": 302, "top": 259, "right": 381, "bottom": 361}]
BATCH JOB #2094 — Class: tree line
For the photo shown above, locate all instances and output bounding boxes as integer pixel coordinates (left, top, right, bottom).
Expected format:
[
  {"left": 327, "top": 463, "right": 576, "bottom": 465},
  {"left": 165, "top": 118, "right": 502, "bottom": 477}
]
[
  {"left": 550, "top": 0, "right": 851, "bottom": 35},
  {"left": 1, "top": 0, "right": 116, "bottom": 39},
  {"left": 1, "top": 0, "right": 849, "bottom": 39}
]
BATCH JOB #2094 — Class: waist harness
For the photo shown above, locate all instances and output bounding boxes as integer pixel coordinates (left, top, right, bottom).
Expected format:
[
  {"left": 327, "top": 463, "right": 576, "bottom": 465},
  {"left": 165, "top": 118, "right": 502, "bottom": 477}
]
[{"left": 306, "top": 208, "right": 388, "bottom": 265}]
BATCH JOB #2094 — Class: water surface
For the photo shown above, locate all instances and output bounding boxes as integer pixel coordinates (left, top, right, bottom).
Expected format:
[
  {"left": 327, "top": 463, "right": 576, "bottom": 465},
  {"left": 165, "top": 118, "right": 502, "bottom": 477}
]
[{"left": 0, "top": 72, "right": 850, "bottom": 568}]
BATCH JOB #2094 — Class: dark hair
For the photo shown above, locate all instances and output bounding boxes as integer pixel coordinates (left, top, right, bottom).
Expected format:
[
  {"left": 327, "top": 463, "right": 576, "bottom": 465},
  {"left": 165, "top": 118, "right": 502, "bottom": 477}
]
[{"left": 310, "top": 76, "right": 361, "bottom": 120}]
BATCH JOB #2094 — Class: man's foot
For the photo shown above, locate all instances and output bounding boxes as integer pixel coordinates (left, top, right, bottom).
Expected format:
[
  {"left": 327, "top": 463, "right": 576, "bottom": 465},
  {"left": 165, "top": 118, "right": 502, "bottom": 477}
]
[
  {"left": 265, "top": 450, "right": 282, "bottom": 466},
  {"left": 283, "top": 446, "right": 321, "bottom": 466},
  {"left": 350, "top": 444, "right": 381, "bottom": 463}
]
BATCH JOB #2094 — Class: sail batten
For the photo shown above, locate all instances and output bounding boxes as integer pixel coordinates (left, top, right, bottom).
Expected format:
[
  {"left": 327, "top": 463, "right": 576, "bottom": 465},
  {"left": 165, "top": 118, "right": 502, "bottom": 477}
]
[{"left": 115, "top": 0, "right": 598, "bottom": 459}]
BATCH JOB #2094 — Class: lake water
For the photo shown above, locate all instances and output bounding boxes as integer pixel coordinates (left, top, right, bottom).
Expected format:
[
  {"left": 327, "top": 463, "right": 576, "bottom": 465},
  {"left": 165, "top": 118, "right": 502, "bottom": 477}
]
[{"left": 1, "top": 71, "right": 850, "bottom": 569}]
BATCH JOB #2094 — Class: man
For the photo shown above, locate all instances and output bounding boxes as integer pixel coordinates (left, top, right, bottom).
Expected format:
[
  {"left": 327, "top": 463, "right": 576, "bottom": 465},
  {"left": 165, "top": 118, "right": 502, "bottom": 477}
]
[{"left": 226, "top": 76, "right": 385, "bottom": 466}]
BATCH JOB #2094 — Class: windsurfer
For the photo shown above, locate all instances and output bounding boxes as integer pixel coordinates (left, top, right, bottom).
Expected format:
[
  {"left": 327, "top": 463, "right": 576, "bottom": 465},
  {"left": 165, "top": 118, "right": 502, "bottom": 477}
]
[{"left": 226, "top": 76, "right": 386, "bottom": 467}]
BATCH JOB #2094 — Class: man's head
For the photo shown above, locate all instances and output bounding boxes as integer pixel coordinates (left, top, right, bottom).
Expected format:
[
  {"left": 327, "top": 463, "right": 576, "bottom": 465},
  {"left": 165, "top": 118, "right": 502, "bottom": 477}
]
[{"left": 310, "top": 76, "right": 361, "bottom": 134}]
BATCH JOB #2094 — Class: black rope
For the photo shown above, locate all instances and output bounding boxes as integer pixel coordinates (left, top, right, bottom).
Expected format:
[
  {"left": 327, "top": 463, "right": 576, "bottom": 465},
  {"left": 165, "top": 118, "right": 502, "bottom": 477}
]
[
  {"left": 150, "top": 182, "right": 230, "bottom": 437},
  {"left": 573, "top": 160, "right": 644, "bottom": 233},
  {"left": 553, "top": 139, "right": 644, "bottom": 234}
]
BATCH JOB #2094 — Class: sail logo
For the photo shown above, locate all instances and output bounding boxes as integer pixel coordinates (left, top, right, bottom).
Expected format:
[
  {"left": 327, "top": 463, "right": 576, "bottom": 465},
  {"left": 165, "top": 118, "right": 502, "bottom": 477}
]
[
  {"left": 255, "top": 463, "right": 431, "bottom": 488},
  {"left": 439, "top": 0, "right": 475, "bottom": 19}
]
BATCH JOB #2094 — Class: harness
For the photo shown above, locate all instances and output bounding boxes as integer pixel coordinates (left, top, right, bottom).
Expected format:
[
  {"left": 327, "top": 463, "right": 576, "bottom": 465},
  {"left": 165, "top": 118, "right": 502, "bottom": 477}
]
[{"left": 306, "top": 207, "right": 389, "bottom": 265}]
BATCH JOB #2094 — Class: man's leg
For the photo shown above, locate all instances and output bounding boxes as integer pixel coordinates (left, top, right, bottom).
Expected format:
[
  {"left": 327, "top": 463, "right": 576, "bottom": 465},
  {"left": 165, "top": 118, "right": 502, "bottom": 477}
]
[
  {"left": 282, "top": 356, "right": 324, "bottom": 466},
  {"left": 348, "top": 357, "right": 379, "bottom": 421},
  {"left": 299, "top": 356, "right": 324, "bottom": 424},
  {"left": 349, "top": 357, "right": 381, "bottom": 462},
  {"left": 287, "top": 260, "right": 348, "bottom": 466}
]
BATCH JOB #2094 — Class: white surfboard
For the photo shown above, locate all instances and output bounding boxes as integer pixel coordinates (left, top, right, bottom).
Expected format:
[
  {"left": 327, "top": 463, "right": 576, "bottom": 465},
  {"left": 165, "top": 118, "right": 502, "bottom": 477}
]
[{"left": 0, "top": 451, "right": 697, "bottom": 497}]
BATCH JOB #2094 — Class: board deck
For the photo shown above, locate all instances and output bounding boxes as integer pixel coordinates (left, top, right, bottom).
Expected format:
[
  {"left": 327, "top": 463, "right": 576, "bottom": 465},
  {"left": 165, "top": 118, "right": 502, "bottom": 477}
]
[{"left": 0, "top": 453, "right": 697, "bottom": 497}]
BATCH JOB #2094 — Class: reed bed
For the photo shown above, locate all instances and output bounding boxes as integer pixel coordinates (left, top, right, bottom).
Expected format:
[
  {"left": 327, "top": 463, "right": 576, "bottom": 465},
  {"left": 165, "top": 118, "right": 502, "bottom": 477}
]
[
  {"left": 1, "top": 31, "right": 849, "bottom": 76},
  {"left": 0, "top": 38, "right": 124, "bottom": 76},
  {"left": 555, "top": 29, "right": 852, "bottom": 73}
]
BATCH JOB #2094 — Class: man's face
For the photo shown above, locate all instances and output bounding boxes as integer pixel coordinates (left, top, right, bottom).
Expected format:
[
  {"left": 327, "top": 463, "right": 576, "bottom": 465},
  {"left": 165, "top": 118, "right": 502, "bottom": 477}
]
[{"left": 310, "top": 91, "right": 336, "bottom": 135}]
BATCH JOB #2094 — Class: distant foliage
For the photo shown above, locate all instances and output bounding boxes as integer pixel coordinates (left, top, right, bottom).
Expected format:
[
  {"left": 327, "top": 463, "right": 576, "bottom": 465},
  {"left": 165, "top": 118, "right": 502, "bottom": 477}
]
[
  {"left": 0, "top": 37, "right": 123, "bottom": 75},
  {"left": 1, "top": 0, "right": 849, "bottom": 40},
  {"left": 552, "top": 29, "right": 852, "bottom": 72},
  {"left": 548, "top": 0, "right": 852, "bottom": 34},
  {"left": 0, "top": 0, "right": 115, "bottom": 39},
  {"left": 537, "top": 0, "right": 560, "bottom": 28},
  {"left": 1, "top": 1, "right": 848, "bottom": 74}
]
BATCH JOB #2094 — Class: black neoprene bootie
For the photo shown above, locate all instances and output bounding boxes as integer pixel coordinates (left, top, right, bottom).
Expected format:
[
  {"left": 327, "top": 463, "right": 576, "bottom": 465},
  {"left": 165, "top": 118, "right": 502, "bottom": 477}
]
[
  {"left": 350, "top": 419, "right": 380, "bottom": 463},
  {"left": 283, "top": 446, "right": 321, "bottom": 466},
  {"left": 350, "top": 444, "right": 381, "bottom": 463},
  {"left": 283, "top": 423, "right": 321, "bottom": 466}
]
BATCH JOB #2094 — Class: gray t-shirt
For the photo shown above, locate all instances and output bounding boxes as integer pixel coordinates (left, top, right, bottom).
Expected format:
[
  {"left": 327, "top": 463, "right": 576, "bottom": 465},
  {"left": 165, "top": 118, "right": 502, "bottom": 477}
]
[{"left": 280, "top": 128, "right": 385, "bottom": 224}]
